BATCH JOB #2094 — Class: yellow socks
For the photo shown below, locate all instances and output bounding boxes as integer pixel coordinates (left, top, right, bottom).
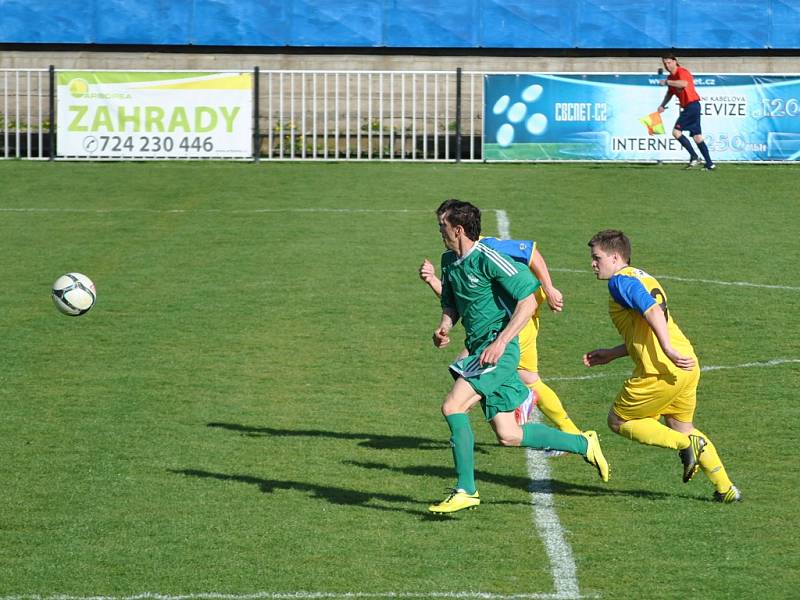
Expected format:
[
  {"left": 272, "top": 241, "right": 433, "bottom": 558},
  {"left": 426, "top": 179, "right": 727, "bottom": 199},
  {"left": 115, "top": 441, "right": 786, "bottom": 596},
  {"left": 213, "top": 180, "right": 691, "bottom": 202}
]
[
  {"left": 618, "top": 418, "right": 689, "bottom": 450},
  {"left": 531, "top": 380, "right": 581, "bottom": 434},
  {"left": 616, "top": 420, "right": 735, "bottom": 494},
  {"left": 691, "top": 428, "right": 734, "bottom": 493}
]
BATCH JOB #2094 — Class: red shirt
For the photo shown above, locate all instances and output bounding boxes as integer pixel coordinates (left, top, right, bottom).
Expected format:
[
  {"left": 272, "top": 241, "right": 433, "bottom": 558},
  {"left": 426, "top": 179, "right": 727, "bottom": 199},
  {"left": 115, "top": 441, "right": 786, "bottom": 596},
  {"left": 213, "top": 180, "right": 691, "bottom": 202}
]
[{"left": 667, "top": 66, "right": 700, "bottom": 107}]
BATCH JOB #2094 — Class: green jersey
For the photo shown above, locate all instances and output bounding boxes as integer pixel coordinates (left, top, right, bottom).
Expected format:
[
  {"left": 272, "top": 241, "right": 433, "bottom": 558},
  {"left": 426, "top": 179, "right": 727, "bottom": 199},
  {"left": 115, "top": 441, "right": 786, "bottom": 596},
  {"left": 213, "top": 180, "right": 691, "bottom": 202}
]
[{"left": 440, "top": 242, "right": 540, "bottom": 353}]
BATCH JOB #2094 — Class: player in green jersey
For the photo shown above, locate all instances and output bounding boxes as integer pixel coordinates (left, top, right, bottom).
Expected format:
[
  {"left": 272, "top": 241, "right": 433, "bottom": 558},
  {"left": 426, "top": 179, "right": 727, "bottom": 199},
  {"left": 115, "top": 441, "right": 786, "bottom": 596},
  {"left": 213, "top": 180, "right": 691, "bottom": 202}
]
[
  {"left": 419, "top": 238, "right": 582, "bottom": 438},
  {"left": 428, "top": 199, "right": 609, "bottom": 514}
]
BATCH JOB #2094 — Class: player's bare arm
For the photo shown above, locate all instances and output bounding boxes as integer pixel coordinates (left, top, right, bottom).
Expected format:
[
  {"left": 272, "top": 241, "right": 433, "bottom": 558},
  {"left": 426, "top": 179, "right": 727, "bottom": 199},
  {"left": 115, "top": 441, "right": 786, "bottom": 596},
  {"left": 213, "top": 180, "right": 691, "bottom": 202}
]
[
  {"left": 418, "top": 258, "right": 443, "bottom": 297},
  {"left": 583, "top": 344, "right": 628, "bottom": 367},
  {"left": 433, "top": 308, "right": 458, "bottom": 348},
  {"left": 643, "top": 304, "right": 696, "bottom": 371},
  {"left": 663, "top": 77, "right": 688, "bottom": 89},
  {"left": 479, "top": 293, "right": 537, "bottom": 366},
  {"left": 657, "top": 89, "right": 672, "bottom": 113},
  {"left": 530, "top": 248, "right": 563, "bottom": 312}
]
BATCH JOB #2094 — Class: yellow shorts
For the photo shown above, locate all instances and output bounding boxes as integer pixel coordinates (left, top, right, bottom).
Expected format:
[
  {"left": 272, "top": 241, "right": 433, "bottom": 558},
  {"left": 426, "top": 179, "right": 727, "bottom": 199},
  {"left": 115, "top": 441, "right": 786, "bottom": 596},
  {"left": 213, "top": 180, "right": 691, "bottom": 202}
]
[
  {"left": 517, "top": 313, "right": 540, "bottom": 373},
  {"left": 613, "top": 364, "right": 700, "bottom": 423}
]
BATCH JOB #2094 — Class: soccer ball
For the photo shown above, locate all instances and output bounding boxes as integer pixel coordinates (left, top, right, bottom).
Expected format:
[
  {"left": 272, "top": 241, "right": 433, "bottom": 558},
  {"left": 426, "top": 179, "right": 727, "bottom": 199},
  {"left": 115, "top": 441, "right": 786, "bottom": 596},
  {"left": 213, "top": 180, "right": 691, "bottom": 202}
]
[{"left": 52, "top": 272, "right": 96, "bottom": 316}]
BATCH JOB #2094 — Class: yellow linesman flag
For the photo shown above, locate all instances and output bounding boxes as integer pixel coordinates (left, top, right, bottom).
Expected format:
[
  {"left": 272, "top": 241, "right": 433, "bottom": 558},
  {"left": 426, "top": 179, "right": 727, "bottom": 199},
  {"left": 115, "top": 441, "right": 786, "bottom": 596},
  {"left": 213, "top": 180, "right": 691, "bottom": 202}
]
[{"left": 639, "top": 111, "right": 665, "bottom": 135}]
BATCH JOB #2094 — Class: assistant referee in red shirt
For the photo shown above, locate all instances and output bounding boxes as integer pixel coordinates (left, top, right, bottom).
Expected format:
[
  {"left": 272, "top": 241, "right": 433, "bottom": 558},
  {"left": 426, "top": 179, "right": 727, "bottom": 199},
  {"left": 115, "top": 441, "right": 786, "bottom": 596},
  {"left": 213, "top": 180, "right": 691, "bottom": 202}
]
[{"left": 657, "top": 55, "right": 716, "bottom": 171}]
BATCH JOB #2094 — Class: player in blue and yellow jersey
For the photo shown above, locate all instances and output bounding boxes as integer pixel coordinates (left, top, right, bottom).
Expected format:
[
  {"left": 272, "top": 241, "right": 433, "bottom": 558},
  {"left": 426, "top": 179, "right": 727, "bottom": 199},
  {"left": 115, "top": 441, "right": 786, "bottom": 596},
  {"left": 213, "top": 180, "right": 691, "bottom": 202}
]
[
  {"left": 584, "top": 230, "right": 739, "bottom": 503},
  {"left": 420, "top": 237, "right": 582, "bottom": 437},
  {"left": 426, "top": 200, "right": 609, "bottom": 514}
]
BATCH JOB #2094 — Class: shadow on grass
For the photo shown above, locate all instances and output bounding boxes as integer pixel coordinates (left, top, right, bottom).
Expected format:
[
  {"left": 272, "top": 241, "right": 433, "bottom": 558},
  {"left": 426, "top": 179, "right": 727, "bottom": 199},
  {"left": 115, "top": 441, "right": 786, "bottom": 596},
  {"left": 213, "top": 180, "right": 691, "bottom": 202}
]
[
  {"left": 207, "top": 421, "right": 492, "bottom": 453},
  {"left": 171, "top": 467, "right": 548, "bottom": 521},
  {"left": 345, "top": 460, "right": 673, "bottom": 501},
  {"left": 171, "top": 468, "right": 436, "bottom": 517}
]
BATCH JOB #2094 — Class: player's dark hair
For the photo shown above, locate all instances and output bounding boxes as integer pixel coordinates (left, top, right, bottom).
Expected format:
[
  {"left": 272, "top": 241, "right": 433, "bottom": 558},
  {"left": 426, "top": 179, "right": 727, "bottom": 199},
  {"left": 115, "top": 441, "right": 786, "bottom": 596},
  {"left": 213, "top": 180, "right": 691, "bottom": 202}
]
[
  {"left": 436, "top": 199, "right": 481, "bottom": 241},
  {"left": 588, "top": 229, "right": 631, "bottom": 263},
  {"left": 661, "top": 54, "right": 679, "bottom": 65}
]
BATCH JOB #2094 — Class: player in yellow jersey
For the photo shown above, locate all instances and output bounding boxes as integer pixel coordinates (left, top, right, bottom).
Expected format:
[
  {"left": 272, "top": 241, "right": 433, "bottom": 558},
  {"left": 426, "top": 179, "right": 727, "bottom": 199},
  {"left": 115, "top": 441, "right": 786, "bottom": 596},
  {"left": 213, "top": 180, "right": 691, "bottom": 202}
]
[
  {"left": 583, "top": 230, "right": 740, "bottom": 503},
  {"left": 420, "top": 236, "right": 582, "bottom": 441}
]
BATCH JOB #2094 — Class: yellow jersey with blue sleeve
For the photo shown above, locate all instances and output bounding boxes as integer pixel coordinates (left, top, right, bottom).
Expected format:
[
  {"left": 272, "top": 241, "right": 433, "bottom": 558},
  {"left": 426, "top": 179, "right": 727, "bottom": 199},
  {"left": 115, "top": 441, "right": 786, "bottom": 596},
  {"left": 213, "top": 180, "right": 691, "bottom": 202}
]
[
  {"left": 479, "top": 237, "right": 547, "bottom": 312},
  {"left": 608, "top": 266, "right": 696, "bottom": 378},
  {"left": 479, "top": 237, "right": 546, "bottom": 372}
]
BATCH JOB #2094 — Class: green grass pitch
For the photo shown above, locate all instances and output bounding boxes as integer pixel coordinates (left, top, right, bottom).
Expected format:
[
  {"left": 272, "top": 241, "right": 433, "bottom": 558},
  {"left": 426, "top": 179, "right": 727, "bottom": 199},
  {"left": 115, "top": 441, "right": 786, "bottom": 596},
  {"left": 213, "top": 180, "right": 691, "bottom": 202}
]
[{"left": 0, "top": 161, "right": 798, "bottom": 599}]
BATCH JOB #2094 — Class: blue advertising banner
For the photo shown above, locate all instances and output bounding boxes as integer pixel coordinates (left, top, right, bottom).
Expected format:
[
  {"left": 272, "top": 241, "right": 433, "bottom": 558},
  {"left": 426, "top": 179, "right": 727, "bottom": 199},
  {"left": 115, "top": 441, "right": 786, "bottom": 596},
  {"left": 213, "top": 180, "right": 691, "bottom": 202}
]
[{"left": 484, "top": 74, "right": 800, "bottom": 162}]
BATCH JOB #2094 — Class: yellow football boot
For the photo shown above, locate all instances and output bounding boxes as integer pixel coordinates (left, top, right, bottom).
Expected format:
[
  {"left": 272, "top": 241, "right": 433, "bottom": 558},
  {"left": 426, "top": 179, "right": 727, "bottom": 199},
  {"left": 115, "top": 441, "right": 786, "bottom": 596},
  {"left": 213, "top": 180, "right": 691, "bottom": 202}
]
[
  {"left": 582, "top": 430, "right": 610, "bottom": 483},
  {"left": 428, "top": 489, "right": 480, "bottom": 513}
]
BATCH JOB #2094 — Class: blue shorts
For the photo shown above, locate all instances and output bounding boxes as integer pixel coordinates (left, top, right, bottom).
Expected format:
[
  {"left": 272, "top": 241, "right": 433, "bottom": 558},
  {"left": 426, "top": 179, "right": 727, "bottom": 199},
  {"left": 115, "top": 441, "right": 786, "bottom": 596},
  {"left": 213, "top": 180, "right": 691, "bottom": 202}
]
[{"left": 674, "top": 101, "right": 702, "bottom": 136}]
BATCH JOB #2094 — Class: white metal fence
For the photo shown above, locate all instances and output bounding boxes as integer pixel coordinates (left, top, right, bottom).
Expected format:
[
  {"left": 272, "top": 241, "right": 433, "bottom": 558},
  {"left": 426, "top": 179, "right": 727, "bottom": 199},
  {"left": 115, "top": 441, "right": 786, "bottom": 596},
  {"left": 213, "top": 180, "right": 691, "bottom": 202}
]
[
  {"left": 260, "top": 69, "right": 483, "bottom": 161},
  {"left": 1, "top": 68, "right": 483, "bottom": 161},
  {"left": 1, "top": 68, "right": 51, "bottom": 159}
]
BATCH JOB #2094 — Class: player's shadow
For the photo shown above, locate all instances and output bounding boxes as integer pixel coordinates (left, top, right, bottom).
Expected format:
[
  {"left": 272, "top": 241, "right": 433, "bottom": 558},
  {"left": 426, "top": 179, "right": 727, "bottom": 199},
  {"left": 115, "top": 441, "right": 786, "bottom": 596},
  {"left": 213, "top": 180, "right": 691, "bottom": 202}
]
[
  {"left": 170, "top": 468, "right": 434, "bottom": 517},
  {"left": 207, "top": 421, "right": 492, "bottom": 453},
  {"left": 345, "top": 460, "right": 672, "bottom": 501}
]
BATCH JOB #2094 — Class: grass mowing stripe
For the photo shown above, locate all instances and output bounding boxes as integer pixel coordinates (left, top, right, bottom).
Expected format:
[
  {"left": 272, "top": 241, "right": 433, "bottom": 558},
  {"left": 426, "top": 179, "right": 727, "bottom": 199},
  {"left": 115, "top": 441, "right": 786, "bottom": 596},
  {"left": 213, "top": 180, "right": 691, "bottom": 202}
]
[
  {"left": 0, "top": 207, "right": 432, "bottom": 214},
  {"left": 8, "top": 204, "right": 794, "bottom": 291},
  {"left": 0, "top": 594, "right": 587, "bottom": 600}
]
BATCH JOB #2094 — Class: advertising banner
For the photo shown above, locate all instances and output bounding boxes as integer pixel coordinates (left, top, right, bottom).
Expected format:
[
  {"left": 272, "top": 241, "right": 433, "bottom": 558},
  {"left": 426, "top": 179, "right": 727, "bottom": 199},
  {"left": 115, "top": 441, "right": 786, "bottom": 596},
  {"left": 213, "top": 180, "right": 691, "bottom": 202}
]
[
  {"left": 484, "top": 74, "right": 800, "bottom": 161},
  {"left": 57, "top": 71, "right": 253, "bottom": 158}
]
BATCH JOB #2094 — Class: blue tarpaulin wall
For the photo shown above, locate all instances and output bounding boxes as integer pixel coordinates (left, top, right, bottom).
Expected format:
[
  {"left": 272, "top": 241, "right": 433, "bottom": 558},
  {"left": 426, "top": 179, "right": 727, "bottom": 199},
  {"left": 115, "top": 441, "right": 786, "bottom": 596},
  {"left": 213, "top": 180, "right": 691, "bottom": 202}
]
[{"left": 2, "top": 0, "right": 798, "bottom": 49}]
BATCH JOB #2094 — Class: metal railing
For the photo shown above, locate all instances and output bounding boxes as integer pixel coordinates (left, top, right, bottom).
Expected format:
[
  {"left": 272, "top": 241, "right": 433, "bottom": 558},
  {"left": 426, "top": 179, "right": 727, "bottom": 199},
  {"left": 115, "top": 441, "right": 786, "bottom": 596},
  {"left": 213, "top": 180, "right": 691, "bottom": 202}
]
[
  {"left": 261, "top": 69, "right": 483, "bottom": 161},
  {"left": 1, "top": 67, "right": 483, "bottom": 161},
  {"left": 1, "top": 68, "right": 51, "bottom": 159}
]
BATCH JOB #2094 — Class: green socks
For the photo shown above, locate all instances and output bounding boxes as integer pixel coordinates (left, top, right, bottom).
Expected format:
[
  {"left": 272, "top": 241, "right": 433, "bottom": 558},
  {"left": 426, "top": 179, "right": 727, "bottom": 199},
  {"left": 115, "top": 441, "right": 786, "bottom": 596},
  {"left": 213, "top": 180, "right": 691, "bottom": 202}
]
[
  {"left": 522, "top": 423, "right": 588, "bottom": 455},
  {"left": 446, "top": 413, "right": 476, "bottom": 494}
]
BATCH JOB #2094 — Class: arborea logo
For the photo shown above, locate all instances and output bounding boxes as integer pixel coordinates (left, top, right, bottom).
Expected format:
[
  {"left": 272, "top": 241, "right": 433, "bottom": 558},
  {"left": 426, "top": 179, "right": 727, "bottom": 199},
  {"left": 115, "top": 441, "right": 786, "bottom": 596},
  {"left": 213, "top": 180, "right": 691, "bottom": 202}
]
[{"left": 69, "top": 78, "right": 90, "bottom": 98}]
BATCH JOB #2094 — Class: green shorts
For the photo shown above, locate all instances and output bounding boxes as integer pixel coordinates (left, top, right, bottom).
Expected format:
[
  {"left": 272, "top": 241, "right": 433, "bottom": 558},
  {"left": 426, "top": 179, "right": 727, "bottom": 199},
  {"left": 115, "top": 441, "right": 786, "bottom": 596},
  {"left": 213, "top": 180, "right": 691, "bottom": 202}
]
[{"left": 449, "top": 337, "right": 528, "bottom": 421}]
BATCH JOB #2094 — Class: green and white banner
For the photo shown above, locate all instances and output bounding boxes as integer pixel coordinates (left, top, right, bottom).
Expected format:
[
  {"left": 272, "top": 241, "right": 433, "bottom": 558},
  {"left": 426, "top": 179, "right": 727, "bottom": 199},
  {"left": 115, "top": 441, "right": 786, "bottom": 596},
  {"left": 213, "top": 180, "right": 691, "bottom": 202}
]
[{"left": 57, "top": 71, "right": 253, "bottom": 158}]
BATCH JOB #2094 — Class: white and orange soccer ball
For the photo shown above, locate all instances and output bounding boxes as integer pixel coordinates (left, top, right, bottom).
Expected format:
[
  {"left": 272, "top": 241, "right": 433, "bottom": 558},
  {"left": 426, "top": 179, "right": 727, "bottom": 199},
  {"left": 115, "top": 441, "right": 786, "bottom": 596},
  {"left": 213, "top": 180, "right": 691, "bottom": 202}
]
[{"left": 52, "top": 272, "right": 96, "bottom": 316}]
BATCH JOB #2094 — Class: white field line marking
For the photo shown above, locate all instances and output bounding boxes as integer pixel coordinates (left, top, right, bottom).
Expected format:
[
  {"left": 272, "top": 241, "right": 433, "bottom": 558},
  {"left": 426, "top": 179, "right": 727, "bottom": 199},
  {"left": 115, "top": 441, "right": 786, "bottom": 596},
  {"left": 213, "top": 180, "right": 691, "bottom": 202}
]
[
  {"left": 700, "top": 357, "right": 800, "bottom": 372},
  {"left": 0, "top": 593, "right": 593, "bottom": 600},
  {"left": 495, "top": 209, "right": 511, "bottom": 239},
  {"left": 549, "top": 267, "right": 800, "bottom": 292},
  {"left": 549, "top": 358, "right": 800, "bottom": 382},
  {"left": 526, "top": 418, "right": 582, "bottom": 600},
  {"left": 497, "top": 209, "right": 584, "bottom": 600}
]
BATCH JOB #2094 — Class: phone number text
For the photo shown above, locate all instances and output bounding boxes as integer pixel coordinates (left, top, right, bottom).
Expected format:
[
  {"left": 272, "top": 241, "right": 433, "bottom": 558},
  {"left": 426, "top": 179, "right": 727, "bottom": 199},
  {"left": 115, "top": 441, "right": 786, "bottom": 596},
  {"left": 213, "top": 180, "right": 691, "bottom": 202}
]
[{"left": 82, "top": 135, "right": 217, "bottom": 154}]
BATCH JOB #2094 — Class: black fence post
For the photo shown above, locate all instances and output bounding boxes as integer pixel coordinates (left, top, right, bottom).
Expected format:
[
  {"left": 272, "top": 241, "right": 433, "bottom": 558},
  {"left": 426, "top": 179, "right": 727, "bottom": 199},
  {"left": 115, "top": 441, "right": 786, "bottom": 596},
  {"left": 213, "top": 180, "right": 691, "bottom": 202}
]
[
  {"left": 454, "top": 68, "right": 462, "bottom": 163},
  {"left": 48, "top": 65, "right": 55, "bottom": 161},
  {"left": 253, "top": 66, "right": 260, "bottom": 163}
]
